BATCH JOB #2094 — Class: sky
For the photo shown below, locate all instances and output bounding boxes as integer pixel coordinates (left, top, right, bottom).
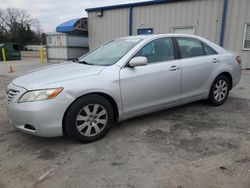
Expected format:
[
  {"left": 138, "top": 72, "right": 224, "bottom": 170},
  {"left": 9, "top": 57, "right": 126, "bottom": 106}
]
[{"left": 1, "top": 0, "right": 146, "bottom": 32}]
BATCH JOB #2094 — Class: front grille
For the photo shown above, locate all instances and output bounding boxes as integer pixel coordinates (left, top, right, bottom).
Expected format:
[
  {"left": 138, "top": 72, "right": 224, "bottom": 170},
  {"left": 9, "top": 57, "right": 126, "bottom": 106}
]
[{"left": 7, "top": 89, "right": 20, "bottom": 103}]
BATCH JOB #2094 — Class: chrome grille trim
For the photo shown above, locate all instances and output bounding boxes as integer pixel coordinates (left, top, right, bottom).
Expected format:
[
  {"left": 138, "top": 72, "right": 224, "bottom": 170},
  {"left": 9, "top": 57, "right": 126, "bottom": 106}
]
[{"left": 6, "top": 89, "right": 20, "bottom": 103}]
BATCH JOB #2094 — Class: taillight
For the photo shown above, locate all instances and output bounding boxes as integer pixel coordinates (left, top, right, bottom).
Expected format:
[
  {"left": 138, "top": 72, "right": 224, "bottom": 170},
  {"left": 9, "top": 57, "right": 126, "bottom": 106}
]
[{"left": 236, "top": 56, "right": 241, "bottom": 64}]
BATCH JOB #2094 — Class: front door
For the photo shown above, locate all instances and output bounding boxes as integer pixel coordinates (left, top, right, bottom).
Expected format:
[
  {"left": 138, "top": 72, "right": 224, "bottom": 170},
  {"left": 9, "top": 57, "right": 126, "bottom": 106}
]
[{"left": 119, "top": 37, "right": 181, "bottom": 117}]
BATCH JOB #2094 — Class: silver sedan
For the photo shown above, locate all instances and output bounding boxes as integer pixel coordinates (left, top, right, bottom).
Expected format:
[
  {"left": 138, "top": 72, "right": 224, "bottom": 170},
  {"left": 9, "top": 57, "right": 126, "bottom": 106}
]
[{"left": 5, "top": 34, "right": 241, "bottom": 143}]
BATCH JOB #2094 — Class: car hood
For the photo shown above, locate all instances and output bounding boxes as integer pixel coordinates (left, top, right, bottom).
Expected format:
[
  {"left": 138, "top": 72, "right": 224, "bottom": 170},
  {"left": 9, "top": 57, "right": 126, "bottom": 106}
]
[{"left": 12, "top": 62, "right": 106, "bottom": 89}]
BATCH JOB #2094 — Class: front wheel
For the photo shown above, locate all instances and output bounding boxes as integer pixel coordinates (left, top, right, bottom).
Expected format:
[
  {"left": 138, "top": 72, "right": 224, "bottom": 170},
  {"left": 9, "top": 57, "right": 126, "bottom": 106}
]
[
  {"left": 208, "top": 75, "right": 230, "bottom": 106},
  {"left": 64, "top": 95, "right": 114, "bottom": 143}
]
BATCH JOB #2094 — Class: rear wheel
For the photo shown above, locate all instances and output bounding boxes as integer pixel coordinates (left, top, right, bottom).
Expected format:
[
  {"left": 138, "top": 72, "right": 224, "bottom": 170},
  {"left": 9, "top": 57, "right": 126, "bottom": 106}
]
[
  {"left": 64, "top": 95, "right": 114, "bottom": 143},
  {"left": 209, "top": 75, "right": 230, "bottom": 106}
]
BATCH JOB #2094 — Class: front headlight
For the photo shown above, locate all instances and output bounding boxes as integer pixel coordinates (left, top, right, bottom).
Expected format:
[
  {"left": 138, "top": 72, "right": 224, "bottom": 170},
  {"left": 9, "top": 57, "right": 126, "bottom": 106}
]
[{"left": 19, "top": 88, "right": 63, "bottom": 103}]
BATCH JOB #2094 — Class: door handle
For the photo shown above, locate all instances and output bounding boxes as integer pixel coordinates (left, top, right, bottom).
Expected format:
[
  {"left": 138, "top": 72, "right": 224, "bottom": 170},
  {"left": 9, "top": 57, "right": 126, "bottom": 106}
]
[
  {"left": 169, "top": 65, "right": 180, "bottom": 71},
  {"left": 212, "top": 58, "right": 220, "bottom": 63}
]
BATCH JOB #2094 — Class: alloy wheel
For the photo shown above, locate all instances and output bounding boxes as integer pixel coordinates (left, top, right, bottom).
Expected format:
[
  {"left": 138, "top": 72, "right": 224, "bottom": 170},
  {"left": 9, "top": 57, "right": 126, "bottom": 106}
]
[
  {"left": 213, "top": 80, "right": 228, "bottom": 102},
  {"left": 76, "top": 104, "right": 108, "bottom": 137}
]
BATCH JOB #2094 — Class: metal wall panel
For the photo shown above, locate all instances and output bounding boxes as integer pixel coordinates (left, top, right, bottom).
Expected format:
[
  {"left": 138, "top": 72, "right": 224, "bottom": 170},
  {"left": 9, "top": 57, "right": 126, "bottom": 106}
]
[
  {"left": 224, "top": 0, "right": 250, "bottom": 68},
  {"left": 47, "top": 47, "right": 88, "bottom": 62},
  {"left": 46, "top": 35, "right": 67, "bottom": 47},
  {"left": 87, "top": 0, "right": 250, "bottom": 68},
  {"left": 132, "top": 0, "right": 223, "bottom": 43},
  {"left": 88, "top": 8, "right": 129, "bottom": 49},
  {"left": 67, "top": 36, "right": 89, "bottom": 47},
  {"left": 46, "top": 33, "right": 89, "bottom": 63},
  {"left": 67, "top": 48, "right": 89, "bottom": 59},
  {"left": 47, "top": 47, "right": 68, "bottom": 59},
  {"left": 46, "top": 33, "right": 89, "bottom": 47}
]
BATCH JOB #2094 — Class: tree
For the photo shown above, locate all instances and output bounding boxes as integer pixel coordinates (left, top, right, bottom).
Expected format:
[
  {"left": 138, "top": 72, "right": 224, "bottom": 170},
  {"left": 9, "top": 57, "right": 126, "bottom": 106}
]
[
  {"left": 0, "top": 8, "right": 43, "bottom": 46},
  {"left": 0, "top": 8, "right": 7, "bottom": 42}
]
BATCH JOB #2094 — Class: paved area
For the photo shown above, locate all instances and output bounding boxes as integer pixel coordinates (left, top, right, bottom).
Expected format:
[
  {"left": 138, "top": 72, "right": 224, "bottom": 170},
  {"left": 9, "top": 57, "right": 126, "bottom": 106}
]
[
  {"left": 0, "top": 61, "right": 250, "bottom": 188},
  {"left": 230, "top": 71, "right": 250, "bottom": 100},
  {"left": 0, "top": 57, "right": 51, "bottom": 77}
]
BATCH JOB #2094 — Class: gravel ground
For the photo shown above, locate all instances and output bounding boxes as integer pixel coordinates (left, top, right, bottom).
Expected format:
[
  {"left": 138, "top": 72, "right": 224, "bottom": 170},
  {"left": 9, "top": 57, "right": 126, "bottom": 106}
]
[{"left": 0, "top": 71, "right": 249, "bottom": 188}]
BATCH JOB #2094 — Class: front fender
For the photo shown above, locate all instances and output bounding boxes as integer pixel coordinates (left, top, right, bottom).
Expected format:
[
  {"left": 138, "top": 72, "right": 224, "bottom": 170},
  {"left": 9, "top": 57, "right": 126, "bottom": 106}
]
[{"left": 59, "top": 69, "right": 124, "bottom": 121}]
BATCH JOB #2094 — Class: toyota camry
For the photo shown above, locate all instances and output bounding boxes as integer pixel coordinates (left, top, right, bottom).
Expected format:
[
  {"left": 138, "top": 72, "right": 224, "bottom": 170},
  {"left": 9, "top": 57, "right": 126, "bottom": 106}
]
[{"left": 5, "top": 34, "right": 241, "bottom": 143}]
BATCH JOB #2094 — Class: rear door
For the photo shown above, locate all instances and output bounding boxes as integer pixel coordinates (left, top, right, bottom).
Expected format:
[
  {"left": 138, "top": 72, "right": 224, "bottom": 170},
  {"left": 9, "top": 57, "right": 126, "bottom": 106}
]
[{"left": 176, "top": 37, "right": 219, "bottom": 99}]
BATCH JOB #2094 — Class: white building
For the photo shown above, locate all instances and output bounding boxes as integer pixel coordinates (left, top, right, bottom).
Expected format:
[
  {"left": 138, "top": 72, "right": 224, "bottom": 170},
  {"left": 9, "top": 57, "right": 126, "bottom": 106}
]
[{"left": 86, "top": 0, "right": 250, "bottom": 69}]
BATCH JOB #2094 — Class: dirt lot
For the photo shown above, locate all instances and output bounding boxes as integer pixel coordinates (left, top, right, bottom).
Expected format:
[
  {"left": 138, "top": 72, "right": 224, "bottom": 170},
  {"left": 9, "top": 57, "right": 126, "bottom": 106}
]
[{"left": 0, "top": 67, "right": 250, "bottom": 188}]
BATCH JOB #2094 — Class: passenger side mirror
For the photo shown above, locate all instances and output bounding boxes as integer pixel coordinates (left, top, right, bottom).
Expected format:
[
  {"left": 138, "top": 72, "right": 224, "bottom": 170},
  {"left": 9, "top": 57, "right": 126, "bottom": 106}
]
[{"left": 128, "top": 56, "right": 148, "bottom": 67}]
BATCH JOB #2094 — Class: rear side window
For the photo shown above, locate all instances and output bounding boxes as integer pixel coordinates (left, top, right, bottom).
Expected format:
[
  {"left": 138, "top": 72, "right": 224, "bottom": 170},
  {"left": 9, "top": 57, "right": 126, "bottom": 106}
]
[
  {"left": 177, "top": 38, "right": 205, "bottom": 58},
  {"left": 203, "top": 43, "right": 217, "bottom": 55},
  {"left": 135, "top": 38, "right": 175, "bottom": 63}
]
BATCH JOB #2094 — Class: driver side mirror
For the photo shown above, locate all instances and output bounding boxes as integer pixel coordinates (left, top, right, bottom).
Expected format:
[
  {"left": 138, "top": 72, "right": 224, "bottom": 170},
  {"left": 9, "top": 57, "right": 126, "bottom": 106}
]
[{"left": 128, "top": 56, "right": 148, "bottom": 67}]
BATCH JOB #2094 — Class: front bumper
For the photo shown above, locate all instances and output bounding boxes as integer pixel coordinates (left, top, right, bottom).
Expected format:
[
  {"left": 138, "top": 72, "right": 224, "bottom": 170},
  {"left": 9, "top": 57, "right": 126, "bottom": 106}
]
[{"left": 5, "top": 83, "right": 74, "bottom": 137}]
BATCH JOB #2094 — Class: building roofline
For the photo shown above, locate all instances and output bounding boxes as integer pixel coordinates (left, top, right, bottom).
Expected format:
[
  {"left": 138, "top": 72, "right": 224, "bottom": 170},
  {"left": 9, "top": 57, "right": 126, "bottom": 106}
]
[{"left": 85, "top": 0, "right": 182, "bottom": 12}]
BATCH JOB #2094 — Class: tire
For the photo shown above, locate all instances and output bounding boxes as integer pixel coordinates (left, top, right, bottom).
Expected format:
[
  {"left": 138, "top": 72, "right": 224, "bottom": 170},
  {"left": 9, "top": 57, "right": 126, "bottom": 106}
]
[
  {"left": 208, "top": 75, "right": 230, "bottom": 106},
  {"left": 64, "top": 95, "right": 114, "bottom": 143}
]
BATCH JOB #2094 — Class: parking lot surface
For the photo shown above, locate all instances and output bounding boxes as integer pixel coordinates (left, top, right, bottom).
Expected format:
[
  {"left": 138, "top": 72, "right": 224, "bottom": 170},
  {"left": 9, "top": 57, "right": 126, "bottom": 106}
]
[
  {"left": 0, "top": 57, "right": 51, "bottom": 77},
  {"left": 0, "top": 63, "right": 250, "bottom": 188}
]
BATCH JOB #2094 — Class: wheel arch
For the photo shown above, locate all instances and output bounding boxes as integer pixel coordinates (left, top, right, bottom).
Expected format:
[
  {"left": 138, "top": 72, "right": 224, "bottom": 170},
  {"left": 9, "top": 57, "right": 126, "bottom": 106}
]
[
  {"left": 62, "top": 92, "right": 119, "bottom": 137},
  {"left": 217, "top": 72, "right": 233, "bottom": 90}
]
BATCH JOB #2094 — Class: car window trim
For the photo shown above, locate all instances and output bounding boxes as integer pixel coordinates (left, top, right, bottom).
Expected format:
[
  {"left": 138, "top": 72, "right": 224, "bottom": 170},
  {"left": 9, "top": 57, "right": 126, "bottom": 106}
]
[
  {"left": 172, "top": 37, "right": 181, "bottom": 59},
  {"left": 123, "top": 37, "right": 178, "bottom": 67}
]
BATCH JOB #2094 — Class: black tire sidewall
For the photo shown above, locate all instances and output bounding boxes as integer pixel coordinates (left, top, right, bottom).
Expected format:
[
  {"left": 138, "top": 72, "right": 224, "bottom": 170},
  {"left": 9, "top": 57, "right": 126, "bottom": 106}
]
[
  {"left": 209, "top": 75, "right": 230, "bottom": 106},
  {"left": 65, "top": 95, "right": 114, "bottom": 143}
]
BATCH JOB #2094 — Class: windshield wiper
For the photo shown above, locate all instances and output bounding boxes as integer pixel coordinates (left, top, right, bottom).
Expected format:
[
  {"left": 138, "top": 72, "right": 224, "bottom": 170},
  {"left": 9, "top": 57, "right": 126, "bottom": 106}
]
[
  {"left": 79, "top": 60, "right": 93, "bottom": 65},
  {"left": 72, "top": 58, "right": 92, "bottom": 65}
]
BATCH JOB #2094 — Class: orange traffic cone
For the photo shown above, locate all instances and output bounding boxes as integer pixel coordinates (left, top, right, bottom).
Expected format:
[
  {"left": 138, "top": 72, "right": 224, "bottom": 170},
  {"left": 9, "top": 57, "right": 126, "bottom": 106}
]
[{"left": 8, "top": 65, "right": 15, "bottom": 73}]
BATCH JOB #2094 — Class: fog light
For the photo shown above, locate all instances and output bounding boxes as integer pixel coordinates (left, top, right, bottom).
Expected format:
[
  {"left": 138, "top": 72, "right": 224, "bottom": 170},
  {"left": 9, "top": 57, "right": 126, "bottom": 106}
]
[{"left": 24, "top": 124, "right": 36, "bottom": 130}]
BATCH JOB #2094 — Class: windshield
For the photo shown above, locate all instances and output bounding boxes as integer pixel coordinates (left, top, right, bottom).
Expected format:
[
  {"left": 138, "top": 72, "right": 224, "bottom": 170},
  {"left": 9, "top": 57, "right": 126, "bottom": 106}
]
[{"left": 79, "top": 38, "right": 142, "bottom": 66}]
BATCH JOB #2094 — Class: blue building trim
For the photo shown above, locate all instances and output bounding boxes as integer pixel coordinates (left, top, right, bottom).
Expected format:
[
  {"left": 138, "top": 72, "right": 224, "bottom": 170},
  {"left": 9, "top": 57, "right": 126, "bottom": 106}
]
[
  {"left": 129, "top": 7, "right": 133, "bottom": 36},
  {"left": 86, "top": 0, "right": 181, "bottom": 12},
  {"left": 56, "top": 18, "right": 80, "bottom": 32},
  {"left": 220, "top": 0, "right": 228, "bottom": 46}
]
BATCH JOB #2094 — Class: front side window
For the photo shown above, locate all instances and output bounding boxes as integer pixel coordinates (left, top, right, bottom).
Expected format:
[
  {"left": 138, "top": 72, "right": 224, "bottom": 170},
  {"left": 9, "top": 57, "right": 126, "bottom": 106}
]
[
  {"left": 79, "top": 38, "right": 141, "bottom": 66},
  {"left": 135, "top": 38, "right": 175, "bottom": 63},
  {"left": 177, "top": 38, "right": 205, "bottom": 58}
]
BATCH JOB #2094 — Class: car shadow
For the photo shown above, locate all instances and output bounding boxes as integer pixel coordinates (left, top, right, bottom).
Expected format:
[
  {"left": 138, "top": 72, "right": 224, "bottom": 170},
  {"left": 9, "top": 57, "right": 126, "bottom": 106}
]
[{"left": 7, "top": 97, "right": 244, "bottom": 146}]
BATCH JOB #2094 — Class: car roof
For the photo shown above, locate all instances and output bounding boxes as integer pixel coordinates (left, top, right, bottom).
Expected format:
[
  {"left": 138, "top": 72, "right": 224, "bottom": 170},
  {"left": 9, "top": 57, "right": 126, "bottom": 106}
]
[
  {"left": 120, "top": 34, "right": 200, "bottom": 40},
  {"left": 118, "top": 33, "right": 227, "bottom": 56}
]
